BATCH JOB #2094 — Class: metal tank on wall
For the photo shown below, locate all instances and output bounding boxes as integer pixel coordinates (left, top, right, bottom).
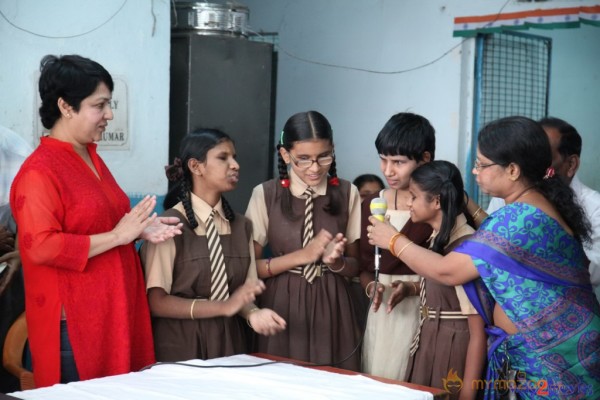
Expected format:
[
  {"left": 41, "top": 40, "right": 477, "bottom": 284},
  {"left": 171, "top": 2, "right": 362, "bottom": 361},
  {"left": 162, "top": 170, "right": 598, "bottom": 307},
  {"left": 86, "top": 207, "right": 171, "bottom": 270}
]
[{"left": 169, "top": 1, "right": 276, "bottom": 213}]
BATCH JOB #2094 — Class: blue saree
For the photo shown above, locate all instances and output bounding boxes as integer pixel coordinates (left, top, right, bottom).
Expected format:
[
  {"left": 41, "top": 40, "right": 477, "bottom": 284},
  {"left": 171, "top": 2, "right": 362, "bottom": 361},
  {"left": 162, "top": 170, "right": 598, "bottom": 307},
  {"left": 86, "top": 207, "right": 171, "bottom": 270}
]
[{"left": 455, "top": 203, "right": 600, "bottom": 399}]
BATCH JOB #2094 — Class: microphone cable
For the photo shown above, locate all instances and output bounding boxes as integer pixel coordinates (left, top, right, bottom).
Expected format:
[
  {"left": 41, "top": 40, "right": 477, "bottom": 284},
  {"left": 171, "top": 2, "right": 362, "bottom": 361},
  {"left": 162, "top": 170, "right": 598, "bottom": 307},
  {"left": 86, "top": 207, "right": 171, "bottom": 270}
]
[
  {"left": 140, "top": 281, "right": 379, "bottom": 373},
  {"left": 142, "top": 199, "right": 388, "bottom": 373}
]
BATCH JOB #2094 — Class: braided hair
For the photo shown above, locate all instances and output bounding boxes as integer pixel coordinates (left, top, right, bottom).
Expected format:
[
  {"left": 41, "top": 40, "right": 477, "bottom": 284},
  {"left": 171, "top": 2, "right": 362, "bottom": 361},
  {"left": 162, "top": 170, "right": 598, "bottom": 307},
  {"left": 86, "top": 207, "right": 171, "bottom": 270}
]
[
  {"left": 277, "top": 111, "right": 342, "bottom": 220},
  {"left": 164, "top": 129, "right": 236, "bottom": 229},
  {"left": 410, "top": 161, "right": 465, "bottom": 254}
]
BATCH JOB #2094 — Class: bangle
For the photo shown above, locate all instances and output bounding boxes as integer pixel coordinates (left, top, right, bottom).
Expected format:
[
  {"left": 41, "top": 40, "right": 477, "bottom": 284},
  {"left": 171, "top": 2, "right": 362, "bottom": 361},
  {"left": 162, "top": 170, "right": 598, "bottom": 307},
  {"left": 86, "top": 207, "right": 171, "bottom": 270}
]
[
  {"left": 265, "top": 257, "right": 273, "bottom": 277},
  {"left": 395, "top": 241, "right": 414, "bottom": 258},
  {"left": 365, "top": 281, "right": 375, "bottom": 298},
  {"left": 410, "top": 280, "right": 419, "bottom": 296},
  {"left": 247, "top": 306, "right": 260, "bottom": 328},
  {"left": 472, "top": 207, "right": 483, "bottom": 220},
  {"left": 328, "top": 256, "right": 346, "bottom": 273},
  {"left": 190, "top": 299, "right": 198, "bottom": 320},
  {"left": 388, "top": 232, "right": 404, "bottom": 255}
]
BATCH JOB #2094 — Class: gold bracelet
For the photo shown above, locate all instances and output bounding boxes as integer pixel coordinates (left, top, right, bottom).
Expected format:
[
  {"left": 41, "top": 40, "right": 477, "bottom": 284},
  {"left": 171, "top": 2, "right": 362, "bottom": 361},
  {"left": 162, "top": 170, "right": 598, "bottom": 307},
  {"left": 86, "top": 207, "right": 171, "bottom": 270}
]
[
  {"left": 388, "top": 232, "right": 404, "bottom": 255},
  {"left": 190, "top": 299, "right": 198, "bottom": 320},
  {"left": 246, "top": 306, "right": 260, "bottom": 329},
  {"left": 395, "top": 241, "right": 414, "bottom": 258},
  {"left": 328, "top": 256, "right": 346, "bottom": 273},
  {"left": 265, "top": 257, "right": 274, "bottom": 277},
  {"left": 410, "top": 281, "right": 419, "bottom": 296},
  {"left": 365, "top": 281, "right": 375, "bottom": 299},
  {"left": 472, "top": 207, "right": 483, "bottom": 220}
]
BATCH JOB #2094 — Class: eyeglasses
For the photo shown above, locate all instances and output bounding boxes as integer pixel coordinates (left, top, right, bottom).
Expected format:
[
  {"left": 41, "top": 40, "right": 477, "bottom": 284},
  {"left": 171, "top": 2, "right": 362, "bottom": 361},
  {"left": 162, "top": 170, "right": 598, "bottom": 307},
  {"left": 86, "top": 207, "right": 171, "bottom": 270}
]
[
  {"left": 288, "top": 153, "right": 334, "bottom": 169},
  {"left": 473, "top": 160, "right": 499, "bottom": 171}
]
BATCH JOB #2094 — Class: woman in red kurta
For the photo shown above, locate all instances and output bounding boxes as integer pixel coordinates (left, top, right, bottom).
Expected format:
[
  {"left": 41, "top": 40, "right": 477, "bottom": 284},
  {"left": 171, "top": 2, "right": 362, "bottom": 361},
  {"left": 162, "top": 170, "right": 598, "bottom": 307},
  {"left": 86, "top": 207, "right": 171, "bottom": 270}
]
[{"left": 10, "top": 55, "right": 182, "bottom": 388}]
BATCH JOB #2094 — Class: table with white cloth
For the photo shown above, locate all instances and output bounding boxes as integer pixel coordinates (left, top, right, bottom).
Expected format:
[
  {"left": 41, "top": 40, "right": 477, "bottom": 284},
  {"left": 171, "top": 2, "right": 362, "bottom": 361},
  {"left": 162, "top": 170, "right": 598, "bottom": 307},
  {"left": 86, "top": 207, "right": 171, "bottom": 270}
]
[{"left": 6, "top": 354, "right": 448, "bottom": 399}]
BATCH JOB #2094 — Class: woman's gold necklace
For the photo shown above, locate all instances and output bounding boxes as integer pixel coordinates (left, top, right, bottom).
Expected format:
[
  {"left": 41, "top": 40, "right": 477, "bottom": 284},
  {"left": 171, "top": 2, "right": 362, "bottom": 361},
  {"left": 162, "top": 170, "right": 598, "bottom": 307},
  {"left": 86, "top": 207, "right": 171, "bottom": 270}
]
[{"left": 512, "top": 187, "right": 534, "bottom": 203}]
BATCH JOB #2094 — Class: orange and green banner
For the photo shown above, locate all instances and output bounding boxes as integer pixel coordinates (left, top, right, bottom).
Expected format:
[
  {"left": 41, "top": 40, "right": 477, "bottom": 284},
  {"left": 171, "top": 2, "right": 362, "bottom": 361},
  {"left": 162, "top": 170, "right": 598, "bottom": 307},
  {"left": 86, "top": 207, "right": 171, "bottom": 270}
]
[{"left": 454, "top": 6, "right": 600, "bottom": 37}]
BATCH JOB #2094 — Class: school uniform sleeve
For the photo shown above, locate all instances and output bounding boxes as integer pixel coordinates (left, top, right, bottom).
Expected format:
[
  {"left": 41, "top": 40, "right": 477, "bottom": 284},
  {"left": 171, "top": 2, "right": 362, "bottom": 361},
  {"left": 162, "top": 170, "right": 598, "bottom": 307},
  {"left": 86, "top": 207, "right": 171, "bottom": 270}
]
[
  {"left": 244, "top": 234, "right": 258, "bottom": 281},
  {"left": 455, "top": 285, "right": 478, "bottom": 315},
  {"left": 245, "top": 184, "right": 269, "bottom": 247},
  {"left": 345, "top": 184, "right": 361, "bottom": 243},
  {"left": 142, "top": 239, "right": 176, "bottom": 293}
]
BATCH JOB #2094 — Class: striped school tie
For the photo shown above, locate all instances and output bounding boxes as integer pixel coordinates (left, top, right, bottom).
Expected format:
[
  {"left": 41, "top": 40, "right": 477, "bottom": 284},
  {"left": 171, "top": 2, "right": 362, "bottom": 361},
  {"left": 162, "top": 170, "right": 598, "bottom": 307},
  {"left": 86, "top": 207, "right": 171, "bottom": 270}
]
[
  {"left": 302, "top": 187, "right": 318, "bottom": 283},
  {"left": 206, "top": 209, "right": 229, "bottom": 300}
]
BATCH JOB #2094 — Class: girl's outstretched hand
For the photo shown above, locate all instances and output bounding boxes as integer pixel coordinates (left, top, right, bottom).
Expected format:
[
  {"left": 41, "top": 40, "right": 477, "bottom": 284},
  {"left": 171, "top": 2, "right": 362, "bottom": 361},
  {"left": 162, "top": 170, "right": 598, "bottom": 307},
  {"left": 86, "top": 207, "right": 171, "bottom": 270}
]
[
  {"left": 366, "top": 281, "right": 386, "bottom": 313},
  {"left": 302, "top": 229, "right": 333, "bottom": 264},
  {"left": 248, "top": 308, "right": 287, "bottom": 336},
  {"left": 225, "top": 279, "right": 265, "bottom": 316},
  {"left": 386, "top": 280, "right": 415, "bottom": 313},
  {"left": 322, "top": 233, "right": 347, "bottom": 265}
]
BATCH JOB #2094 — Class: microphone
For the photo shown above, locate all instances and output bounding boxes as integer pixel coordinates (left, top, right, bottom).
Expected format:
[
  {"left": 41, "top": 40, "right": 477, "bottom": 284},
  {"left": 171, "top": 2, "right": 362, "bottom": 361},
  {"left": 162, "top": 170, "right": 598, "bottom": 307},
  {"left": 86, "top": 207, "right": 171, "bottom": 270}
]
[{"left": 369, "top": 198, "right": 387, "bottom": 279}]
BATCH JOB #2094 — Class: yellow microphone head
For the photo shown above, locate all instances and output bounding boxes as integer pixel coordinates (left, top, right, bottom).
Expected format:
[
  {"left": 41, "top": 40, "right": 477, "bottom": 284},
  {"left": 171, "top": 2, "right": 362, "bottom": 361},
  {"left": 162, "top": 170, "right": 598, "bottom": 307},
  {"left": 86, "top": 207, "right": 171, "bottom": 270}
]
[{"left": 370, "top": 197, "right": 387, "bottom": 222}]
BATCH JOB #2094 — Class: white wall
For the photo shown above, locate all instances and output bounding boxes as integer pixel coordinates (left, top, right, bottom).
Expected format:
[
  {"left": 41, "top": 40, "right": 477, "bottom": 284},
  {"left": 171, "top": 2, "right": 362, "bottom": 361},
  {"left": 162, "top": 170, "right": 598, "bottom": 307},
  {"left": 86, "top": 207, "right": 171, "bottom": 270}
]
[
  {"left": 535, "top": 25, "right": 600, "bottom": 190},
  {"left": 2, "top": 0, "right": 598, "bottom": 205},
  {"left": 0, "top": 0, "right": 171, "bottom": 197},
  {"left": 244, "top": 0, "right": 600, "bottom": 188}
]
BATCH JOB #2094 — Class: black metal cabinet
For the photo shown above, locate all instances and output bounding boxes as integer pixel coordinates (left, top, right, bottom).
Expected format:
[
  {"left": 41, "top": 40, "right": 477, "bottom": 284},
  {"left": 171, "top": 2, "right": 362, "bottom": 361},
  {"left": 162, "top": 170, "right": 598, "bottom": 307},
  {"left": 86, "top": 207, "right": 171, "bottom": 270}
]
[{"left": 170, "top": 33, "right": 275, "bottom": 212}]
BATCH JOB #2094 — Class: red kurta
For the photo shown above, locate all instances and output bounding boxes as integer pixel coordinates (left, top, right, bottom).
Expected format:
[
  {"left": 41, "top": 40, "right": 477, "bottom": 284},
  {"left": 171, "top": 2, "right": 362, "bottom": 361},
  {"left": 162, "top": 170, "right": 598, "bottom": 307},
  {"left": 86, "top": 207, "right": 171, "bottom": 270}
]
[{"left": 10, "top": 136, "right": 155, "bottom": 388}]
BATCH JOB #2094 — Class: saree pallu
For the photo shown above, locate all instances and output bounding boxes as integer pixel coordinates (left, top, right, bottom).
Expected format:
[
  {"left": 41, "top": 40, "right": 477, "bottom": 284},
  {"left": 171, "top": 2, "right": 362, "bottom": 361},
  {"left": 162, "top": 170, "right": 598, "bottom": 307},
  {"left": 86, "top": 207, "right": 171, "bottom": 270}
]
[{"left": 455, "top": 203, "right": 600, "bottom": 400}]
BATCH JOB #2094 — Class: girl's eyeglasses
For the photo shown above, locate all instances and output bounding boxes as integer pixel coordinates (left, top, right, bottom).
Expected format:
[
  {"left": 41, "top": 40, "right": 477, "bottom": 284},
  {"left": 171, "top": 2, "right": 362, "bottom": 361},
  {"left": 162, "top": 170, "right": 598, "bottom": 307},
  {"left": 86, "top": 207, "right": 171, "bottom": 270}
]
[{"left": 289, "top": 153, "right": 334, "bottom": 169}]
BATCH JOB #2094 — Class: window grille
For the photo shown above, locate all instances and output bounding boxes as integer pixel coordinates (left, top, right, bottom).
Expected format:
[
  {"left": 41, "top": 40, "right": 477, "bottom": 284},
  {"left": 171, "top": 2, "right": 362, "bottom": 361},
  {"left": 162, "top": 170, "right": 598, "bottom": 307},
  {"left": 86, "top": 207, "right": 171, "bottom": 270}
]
[{"left": 469, "top": 31, "right": 552, "bottom": 209}]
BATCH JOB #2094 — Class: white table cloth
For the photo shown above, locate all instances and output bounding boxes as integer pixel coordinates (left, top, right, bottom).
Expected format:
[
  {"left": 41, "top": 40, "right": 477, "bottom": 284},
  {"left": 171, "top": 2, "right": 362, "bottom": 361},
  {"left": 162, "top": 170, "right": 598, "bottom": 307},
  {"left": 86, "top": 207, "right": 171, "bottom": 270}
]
[{"left": 9, "top": 354, "right": 435, "bottom": 399}]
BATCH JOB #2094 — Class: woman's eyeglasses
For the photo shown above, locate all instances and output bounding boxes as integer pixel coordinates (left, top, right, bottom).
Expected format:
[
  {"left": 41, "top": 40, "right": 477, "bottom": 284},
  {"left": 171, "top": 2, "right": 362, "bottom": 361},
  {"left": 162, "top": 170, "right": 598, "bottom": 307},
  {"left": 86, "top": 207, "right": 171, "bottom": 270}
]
[
  {"left": 289, "top": 153, "right": 334, "bottom": 169},
  {"left": 474, "top": 160, "right": 499, "bottom": 171}
]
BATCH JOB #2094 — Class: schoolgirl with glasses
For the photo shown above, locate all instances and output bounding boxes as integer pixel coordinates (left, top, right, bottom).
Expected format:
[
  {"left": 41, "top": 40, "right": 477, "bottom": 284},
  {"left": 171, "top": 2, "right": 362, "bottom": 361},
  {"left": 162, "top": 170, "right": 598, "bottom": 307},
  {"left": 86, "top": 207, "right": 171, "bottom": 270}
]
[{"left": 245, "top": 110, "right": 362, "bottom": 370}]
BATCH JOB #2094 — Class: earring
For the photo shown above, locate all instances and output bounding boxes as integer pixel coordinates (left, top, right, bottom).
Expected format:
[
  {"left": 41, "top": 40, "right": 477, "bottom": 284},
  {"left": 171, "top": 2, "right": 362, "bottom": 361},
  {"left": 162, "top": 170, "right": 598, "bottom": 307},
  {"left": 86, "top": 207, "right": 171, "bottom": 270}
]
[{"left": 66, "top": 113, "right": 71, "bottom": 118}]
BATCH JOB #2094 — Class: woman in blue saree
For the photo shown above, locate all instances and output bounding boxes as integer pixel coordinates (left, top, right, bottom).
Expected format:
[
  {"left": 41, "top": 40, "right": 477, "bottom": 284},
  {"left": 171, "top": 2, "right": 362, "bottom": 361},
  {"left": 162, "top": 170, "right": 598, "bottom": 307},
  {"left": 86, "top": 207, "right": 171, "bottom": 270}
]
[{"left": 368, "top": 116, "right": 600, "bottom": 399}]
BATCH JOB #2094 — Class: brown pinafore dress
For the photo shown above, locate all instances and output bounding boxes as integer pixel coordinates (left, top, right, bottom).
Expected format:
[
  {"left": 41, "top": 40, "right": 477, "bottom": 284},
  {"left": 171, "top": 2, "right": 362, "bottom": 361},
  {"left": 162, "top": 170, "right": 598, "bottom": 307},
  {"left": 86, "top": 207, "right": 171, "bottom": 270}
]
[
  {"left": 255, "top": 179, "right": 361, "bottom": 371},
  {"left": 152, "top": 209, "right": 253, "bottom": 362},
  {"left": 405, "top": 228, "right": 475, "bottom": 400}
]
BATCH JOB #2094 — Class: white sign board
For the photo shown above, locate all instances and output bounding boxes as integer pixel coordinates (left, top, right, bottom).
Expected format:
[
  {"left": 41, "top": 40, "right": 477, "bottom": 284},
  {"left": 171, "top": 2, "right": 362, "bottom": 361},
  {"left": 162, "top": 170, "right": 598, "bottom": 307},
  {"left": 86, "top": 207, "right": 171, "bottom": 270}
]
[{"left": 100, "top": 76, "right": 129, "bottom": 150}]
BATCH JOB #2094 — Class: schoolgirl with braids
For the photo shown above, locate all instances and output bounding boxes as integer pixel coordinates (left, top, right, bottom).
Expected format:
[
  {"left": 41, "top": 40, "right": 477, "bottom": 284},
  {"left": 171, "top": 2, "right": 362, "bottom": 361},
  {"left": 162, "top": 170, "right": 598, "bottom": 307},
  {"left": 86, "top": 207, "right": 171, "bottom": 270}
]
[
  {"left": 402, "top": 161, "right": 486, "bottom": 400},
  {"left": 245, "top": 110, "right": 362, "bottom": 370},
  {"left": 142, "top": 129, "right": 285, "bottom": 362}
]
